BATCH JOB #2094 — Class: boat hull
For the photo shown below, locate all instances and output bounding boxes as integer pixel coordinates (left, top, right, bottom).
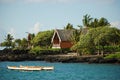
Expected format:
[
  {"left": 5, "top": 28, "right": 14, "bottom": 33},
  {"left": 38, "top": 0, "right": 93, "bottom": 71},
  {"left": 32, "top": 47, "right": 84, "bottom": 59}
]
[{"left": 7, "top": 66, "right": 54, "bottom": 71}]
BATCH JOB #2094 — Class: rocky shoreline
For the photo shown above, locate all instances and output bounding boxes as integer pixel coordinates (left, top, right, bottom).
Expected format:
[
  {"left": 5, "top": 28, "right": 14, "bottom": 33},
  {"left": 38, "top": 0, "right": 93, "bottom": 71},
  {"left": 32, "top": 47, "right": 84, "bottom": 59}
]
[
  {"left": 0, "top": 52, "right": 120, "bottom": 64},
  {"left": 0, "top": 49, "right": 120, "bottom": 64}
]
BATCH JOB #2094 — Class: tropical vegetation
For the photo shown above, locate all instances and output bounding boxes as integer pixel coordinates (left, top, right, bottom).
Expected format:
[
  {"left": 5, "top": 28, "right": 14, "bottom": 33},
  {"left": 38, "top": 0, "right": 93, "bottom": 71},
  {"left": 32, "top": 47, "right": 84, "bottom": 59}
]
[
  {"left": 104, "top": 52, "right": 120, "bottom": 59},
  {"left": 0, "top": 14, "right": 120, "bottom": 56}
]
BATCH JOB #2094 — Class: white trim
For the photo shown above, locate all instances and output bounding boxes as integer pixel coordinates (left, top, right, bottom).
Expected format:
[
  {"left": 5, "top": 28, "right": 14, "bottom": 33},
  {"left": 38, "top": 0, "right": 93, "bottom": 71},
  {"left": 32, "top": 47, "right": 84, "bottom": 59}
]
[
  {"left": 52, "top": 44, "right": 61, "bottom": 48},
  {"left": 51, "top": 29, "right": 61, "bottom": 43},
  {"left": 51, "top": 30, "right": 56, "bottom": 43},
  {"left": 52, "top": 46, "right": 61, "bottom": 48},
  {"left": 56, "top": 30, "right": 62, "bottom": 42}
]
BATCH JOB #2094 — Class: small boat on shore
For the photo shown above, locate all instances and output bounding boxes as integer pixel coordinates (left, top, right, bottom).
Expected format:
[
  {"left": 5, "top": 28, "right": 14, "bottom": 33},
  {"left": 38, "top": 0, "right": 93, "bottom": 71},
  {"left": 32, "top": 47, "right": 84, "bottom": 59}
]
[{"left": 7, "top": 65, "right": 54, "bottom": 71}]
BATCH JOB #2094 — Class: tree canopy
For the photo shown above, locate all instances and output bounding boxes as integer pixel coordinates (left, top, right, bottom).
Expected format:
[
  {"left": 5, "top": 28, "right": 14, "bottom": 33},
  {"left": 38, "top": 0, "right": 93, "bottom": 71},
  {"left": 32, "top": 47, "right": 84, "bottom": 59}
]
[
  {"left": 32, "top": 30, "right": 54, "bottom": 48},
  {"left": 64, "top": 23, "right": 74, "bottom": 30},
  {"left": 82, "top": 14, "right": 110, "bottom": 28},
  {"left": 0, "top": 34, "right": 14, "bottom": 48},
  {"left": 71, "top": 26, "right": 120, "bottom": 55},
  {"left": 0, "top": 14, "right": 119, "bottom": 56}
]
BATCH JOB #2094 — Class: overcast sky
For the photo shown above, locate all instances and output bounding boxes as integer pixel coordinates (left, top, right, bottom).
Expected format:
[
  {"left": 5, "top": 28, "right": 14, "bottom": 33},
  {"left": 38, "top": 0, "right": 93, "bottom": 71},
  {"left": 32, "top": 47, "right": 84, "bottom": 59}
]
[{"left": 0, "top": 0, "right": 120, "bottom": 43}]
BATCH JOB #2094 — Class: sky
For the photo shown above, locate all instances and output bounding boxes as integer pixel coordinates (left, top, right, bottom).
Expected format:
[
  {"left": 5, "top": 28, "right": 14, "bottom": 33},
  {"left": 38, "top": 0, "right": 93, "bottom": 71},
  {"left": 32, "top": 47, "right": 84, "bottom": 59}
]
[{"left": 0, "top": 0, "right": 120, "bottom": 43}]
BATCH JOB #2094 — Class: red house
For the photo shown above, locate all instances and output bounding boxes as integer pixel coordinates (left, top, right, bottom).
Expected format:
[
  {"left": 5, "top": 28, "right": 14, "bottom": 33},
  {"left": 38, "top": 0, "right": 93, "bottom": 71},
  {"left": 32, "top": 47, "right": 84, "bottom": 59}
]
[{"left": 51, "top": 29, "right": 74, "bottom": 48}]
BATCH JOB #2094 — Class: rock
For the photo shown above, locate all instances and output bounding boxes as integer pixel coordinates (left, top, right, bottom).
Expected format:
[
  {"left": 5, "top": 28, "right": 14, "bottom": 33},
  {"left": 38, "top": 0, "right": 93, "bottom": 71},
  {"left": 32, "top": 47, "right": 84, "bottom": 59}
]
[{"left": 0, "top": 49, "right": 120, "bottom": 64}]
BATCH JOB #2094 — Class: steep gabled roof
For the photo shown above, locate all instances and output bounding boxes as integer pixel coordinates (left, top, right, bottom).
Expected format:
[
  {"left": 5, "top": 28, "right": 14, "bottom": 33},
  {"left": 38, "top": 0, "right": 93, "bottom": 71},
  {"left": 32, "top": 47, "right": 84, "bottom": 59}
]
[
  {"left": 51, "top": 28, "right": 88, "bottom": 42},
  {"left": 56, "top": 29, "right": 74, "bottom": 41}
]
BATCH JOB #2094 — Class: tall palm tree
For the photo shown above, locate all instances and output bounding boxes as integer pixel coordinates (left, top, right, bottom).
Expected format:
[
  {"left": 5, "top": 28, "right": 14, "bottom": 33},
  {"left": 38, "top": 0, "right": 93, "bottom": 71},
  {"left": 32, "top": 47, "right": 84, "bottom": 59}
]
[
  {"left": 64, "top": 23, "right": 74, "bottom": 30},
  {"left": 27, "top": 33, "right": 35, "bottom": 49},
  {"left": 5, "top": 34, "right": 14, "bottom": 48},
  {"left": 82, "top": 14, "right": 93, "bottom": 28}
]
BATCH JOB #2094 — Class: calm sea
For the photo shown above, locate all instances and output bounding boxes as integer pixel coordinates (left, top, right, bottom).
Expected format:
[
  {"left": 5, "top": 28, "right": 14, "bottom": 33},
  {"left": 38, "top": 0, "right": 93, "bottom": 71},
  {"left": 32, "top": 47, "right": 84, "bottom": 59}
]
[{"left": 0, "top": 61, "right": 120, "bottom": 80}]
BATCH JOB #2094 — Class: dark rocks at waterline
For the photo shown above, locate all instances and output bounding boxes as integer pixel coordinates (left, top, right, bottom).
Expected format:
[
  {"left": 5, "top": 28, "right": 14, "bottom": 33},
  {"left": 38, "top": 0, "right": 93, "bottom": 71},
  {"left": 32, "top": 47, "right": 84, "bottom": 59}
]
[
  {"left": 0, "top": 55, "right": 118, "bottom": 63},
  {"left": 0, "top": 51, "right": 120, "bottom": 64},
  {"left": 36, "top": 56, "right": 120, "bottom": 64}
]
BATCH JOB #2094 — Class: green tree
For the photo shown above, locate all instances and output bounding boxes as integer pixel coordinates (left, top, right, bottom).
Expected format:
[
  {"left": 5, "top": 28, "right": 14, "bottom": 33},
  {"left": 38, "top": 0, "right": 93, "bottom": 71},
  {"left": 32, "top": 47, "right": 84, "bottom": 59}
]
[
  {"left": 72, "top": 26, "right": 120, "bottom": 55},
  {"left": 21, "top": 38, "right": 28, "bottom": 49},
  {"left": 14, "top": 39, "right": 22, "bottom": 48},
  {"left": 82, "top": 14, "right": 110, "bottom": 28},
  {"left": 27, "top": 33, "right": 35, "bottom": 48},
  {"left": 0, "top": 34, "right": 14, "bottom": 48},
  {"left": 94, "top": 27, "right": 120, "bottom": 54},
  {"left": 90, "top": 18, "right": 99, "bottom": 28},
  {"left": 0, "top": 41, "right": 8, "bottom": 47},
  {"left": 32, "top": 30, "right": 53, "bottom": 48},
  {"left": 70, "top": 26, "right": 83, "bottom": 45},
  {"left": 98, "top": 17, "right": 110, "bottom": 26},
  {"left": 64, "top": 23, "right": 74, "bottom": 30},
  {"left": 82, "top": 14, "right": 93, "bottom": 27},
  {"left": 71, "top": 30, "right": 80, "bottom": 44}
]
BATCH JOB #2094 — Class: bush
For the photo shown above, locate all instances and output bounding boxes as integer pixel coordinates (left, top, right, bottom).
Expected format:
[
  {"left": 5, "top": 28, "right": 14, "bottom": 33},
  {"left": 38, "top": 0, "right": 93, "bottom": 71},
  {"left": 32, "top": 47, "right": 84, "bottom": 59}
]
[
  {"left": 42, "top": 48, "right": 62, "bottom": 55},
  {"left": 104, "top": 52, "right": 120, "bottom": 59},
  {"left": 29, "top": 47, "right": 62, "bottom": 55},
  {"left": 61, "top": 48, "right": 71, "bottom": 53},
  {"left": 29, "top": 46, "right": 42, "bottom": 55},
  {"left": 104, "top": 46, "right": 120, "bottom": 53}
]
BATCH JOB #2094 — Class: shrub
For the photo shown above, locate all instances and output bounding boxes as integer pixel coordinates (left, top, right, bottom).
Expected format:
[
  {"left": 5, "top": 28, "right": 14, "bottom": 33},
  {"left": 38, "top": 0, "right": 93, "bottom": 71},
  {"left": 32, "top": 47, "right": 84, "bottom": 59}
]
[
  {"left": 29, "top": 47, "right": 62, "bottom": 55},
  {"left": 103, "top": 46, "right": 120, "bottom": 53},
  {"left": 104, "top": 52, "right": 120, "bottom": 59},
  {"left": 29, "top": 46, "right": 43, "bottom": 55}
]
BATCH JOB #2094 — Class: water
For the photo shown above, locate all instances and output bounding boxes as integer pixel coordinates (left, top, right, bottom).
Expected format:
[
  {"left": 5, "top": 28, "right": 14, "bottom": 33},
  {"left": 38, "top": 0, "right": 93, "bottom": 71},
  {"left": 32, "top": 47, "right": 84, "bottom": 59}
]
[{"left": 0, "top": 61, "right": 120, "bottom": 80}]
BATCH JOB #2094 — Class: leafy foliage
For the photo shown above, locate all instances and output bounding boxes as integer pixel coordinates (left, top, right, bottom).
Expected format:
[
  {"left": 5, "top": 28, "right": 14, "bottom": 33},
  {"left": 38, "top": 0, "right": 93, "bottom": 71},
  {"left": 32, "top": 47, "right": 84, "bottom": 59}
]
[
  {"left": 0, "top": 34, "right": 14, "bottom": 48},
  {"left": 14, "top": 38, "right": 28, "bottom": 50},
  {"left": 71, "top": 29, "right": 81, "bottom": 44},
  {"left": 82, "top": 14, "right": 110, "bottom": 28},
  {"left": 104, "top": 52, "right": 120, "bottom": 59},
  {"left": 32, "top": 30, "right": 54, "bottom": 48},
  {"left": 29, "top": 46, "right": 62, "bottom": 55},
  {"left": 27, "top": 33, "right": 35, "bottom": 48},
  {"left": 71, "top": 26, "right": 120, "bottom": 55},
  {"left": 82, "top": 14, "right": 93, "bottom": 27},
  {"left": 64, "top": 23, "right": 74, "bottom": 30}
]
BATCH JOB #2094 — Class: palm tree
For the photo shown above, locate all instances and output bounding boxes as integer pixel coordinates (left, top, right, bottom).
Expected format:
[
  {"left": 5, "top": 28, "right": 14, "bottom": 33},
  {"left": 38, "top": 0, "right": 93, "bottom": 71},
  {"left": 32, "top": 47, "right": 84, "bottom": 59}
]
[
  {"left": 90, "top": 18, "right": 99, "bottom": 28},
  {"left": 98, "top": 17, "right": 110, "bottom": 26},
  {"left": 64, "top": 23, "right": 74, "bottom": 30},
  {"left": 71, "top": 25, "right": 83, "bottom": 45},
  {"left": 5, "top": 34, "right": 14, "bottom": 48},
  {"left": 82, "top": 14, "right": 93, "bottom": 28},
  {"left": 27, "top": 33, "right": 35, "bottom": 49}
]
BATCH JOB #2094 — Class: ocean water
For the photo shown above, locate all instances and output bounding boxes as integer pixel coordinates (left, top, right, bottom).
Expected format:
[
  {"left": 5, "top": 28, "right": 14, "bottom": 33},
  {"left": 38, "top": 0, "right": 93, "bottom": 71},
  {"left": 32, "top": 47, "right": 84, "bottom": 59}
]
[{"left": 0, "top": 61, "right": 120, "bottom": 80}]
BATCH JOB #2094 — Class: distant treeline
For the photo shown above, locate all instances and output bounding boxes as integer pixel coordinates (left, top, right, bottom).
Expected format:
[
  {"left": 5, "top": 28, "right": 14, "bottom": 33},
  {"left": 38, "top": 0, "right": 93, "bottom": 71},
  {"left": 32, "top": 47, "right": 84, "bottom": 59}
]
[{"left": 0, "top": 14, "right": 120, "bottom": 56}]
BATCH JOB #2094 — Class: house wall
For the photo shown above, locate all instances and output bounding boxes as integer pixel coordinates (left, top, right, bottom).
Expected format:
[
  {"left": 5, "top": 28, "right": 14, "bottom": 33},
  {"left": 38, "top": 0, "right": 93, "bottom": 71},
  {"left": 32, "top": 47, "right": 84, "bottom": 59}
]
[
  {"left": 52, "top": 33, "right": 61, "bottom": 48},
  {"left": 53, "top": 39, "right": 59, "bottom": 44},
  {"left": 60, "top": 41, "right": 73, "bottom": 48},
  {"left": 52, "top": 31, "right": 73, "bottom": 49},
  {"left": 53, "top": 33, "right": 59, "bottom": 44}
]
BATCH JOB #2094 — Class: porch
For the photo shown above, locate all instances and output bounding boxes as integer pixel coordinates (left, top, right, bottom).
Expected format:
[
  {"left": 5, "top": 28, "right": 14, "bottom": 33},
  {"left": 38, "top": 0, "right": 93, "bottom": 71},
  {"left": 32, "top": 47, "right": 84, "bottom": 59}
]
[{"left": 52, "top": 44, "right": 61, "bottom": 48}]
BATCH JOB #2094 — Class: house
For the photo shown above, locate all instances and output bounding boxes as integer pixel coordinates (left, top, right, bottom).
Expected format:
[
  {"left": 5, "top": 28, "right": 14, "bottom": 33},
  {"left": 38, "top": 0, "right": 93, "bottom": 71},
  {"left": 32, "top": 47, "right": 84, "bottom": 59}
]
[
  {"left": 51, "top": 29, "right": 74, "bottom": 48},
  {"left": 51, "top": 28, "right": 88, "bottom": 49}
]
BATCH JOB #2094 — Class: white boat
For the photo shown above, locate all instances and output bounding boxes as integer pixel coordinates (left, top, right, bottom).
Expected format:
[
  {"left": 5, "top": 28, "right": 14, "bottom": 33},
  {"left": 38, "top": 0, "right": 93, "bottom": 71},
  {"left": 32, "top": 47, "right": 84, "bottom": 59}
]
[
  {"left": 42, "top": 66, "right": 54, "bottom": 70},
  {"left": 7, "top": 66, "right": 42, "bottom": 71},
  {"left": 7, "top": 65, "right": 54, "bottom": 71},
  {"left": 7, "top": 66, "right": 24, "bottom": 70}
]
